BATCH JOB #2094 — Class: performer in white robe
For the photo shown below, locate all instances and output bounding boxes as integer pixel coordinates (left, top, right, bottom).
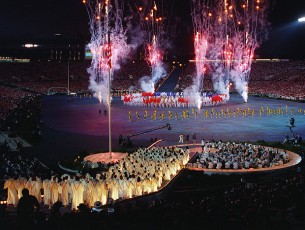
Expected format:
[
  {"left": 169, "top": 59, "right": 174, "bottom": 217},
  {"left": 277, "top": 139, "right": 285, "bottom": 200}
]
[
  {"left": 175, "top": 160, "right": 181, "bottom": 172},
  {"left": 151, "top": 176, "right": 158, "bottom": 192},
  {"left": 99, "top": 180, "right": 108, "bottom": 205},
  {"left": 118, "top": 179, "right": 127, "bottom": 199},
  {"left": 50, "top": 178, "right": 60, "bottom": 207},
  {"left": 42, "top": 179, "right": 51, "bottom": 207},
  {"left": 16, "top": 177, "right": 27, "bottom": 199},
  {"left": 135, "top": 177, "right": 143, "bottom": 196},
  {"left": 4, "top": 178, "right": 18, "bottom": 206},
  {"left": 70, "top": 179, "right": 85, "bottom": 210},
  {"left": 68, "top": 176, "right": 75, "bottom": 204},
  {"left": 125, "top": 178, "right": 134, "bottom": 198},
  {"left": 144, "top": 177, "right": 152, "bottom": 194},
  {"left": 156, "top": 170, "right": 163, "bottom": 187},
  {"left": 163, "top": 165, "right": 171, "bottom": 180},
  {"left": 26, "top": 176, "right": 42, "bottom": 203},
  {"left": 80, "top": 178, "right": 88, "bottom": 204},
  {"left": 86, "top": 179, "right": 100, "bottom": 207},
  {"left": 169, "top": 161, "right": 177, "bottom": 176},
  {"left": 59, "top": 177, "right": 71, "bottom": 207},
  {"left": 183, "top": 150, "right": 190, "bottom": 165},
  {"left": 109, "top": 178, "right": 119, "bottom": 200}
]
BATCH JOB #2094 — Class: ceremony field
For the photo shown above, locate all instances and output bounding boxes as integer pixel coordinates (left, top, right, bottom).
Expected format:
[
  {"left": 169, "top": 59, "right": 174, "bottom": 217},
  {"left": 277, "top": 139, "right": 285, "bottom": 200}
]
[{"left": 31, "top": 94, "right": 305, "bottom": 168}]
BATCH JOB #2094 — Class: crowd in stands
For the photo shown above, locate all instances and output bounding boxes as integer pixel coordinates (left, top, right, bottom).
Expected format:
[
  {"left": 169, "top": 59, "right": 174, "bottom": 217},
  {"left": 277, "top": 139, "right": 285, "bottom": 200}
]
[
  {"left": 181, "top": 61, "right": 305, "bottom": 99},
  {"left": 180, "top": 66, "right": 214, "bottom": 91},
  {"left": 0, "top": 60, "right": 304, "bottom": 123},
  {"left": 191, "top": 141, "right": 291, "bottom": 170},
  {"left": 0, "top": 60, "right": 152, "bottom": 122},
  {"left": 1, "top": 60, "right": 304, "bottom": 96},
  {"left": 0, "top": 86, "right": 33, "bottom": 122},
  {"left": 0, "top": 95, "right": 42, "bottom": 142},
  {"left": 249, "top": 61, "right": 305, "bottom": 99},
  {"left": 0, "top": 152, "right": 50, "bottom": 182},
  {"left": 0, "top": 60, "right": 153, "bottom": 94},
  {"left": 113, "top": 60, "right": 151, "bottom": 91},
  {"left": 0, "top": 61, "right": 93, "bottom": 84}
]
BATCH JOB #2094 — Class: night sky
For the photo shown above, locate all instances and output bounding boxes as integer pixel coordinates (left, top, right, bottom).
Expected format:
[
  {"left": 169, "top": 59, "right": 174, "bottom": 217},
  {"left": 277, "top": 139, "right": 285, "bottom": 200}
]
[{"left": 0, "top": 0, "right": 304, "bottom": 59}]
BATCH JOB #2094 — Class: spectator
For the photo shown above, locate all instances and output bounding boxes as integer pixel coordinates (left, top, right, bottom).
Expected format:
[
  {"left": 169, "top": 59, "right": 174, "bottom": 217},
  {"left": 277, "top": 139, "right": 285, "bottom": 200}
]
[
  {"left": 91, "top": 201, "right": 103, "bottom": 213},
  {"left": 17, "top": 188, "right": 40, "bottom": 229}
]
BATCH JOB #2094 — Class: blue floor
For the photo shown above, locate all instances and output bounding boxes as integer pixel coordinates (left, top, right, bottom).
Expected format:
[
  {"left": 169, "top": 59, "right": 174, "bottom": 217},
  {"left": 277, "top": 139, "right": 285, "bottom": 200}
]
[{"left": 32, "top": 94, "right": 305, "bottom": 167}]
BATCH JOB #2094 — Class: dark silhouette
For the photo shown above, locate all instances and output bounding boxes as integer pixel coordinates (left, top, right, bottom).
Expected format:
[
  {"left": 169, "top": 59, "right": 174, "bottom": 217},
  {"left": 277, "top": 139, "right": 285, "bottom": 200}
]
[
  {"left": 47, "top": 201, "right": 63, "bottom": 230},
  {"left": 17, "top": 188, "right": 40, "bottom": 229}
]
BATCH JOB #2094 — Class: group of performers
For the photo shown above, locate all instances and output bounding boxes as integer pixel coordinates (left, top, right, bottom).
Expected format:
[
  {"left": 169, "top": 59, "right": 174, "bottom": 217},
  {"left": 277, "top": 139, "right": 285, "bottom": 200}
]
[
  {"left": 122, "top": 92, "right": 227, "bottom": 108},
  {"left": 127, "top": 105, "right": 305, "bottom": 122},
  {"left": 193, "top": 141, "right": 291, "bottom": 170},
  {"left": 4, "top": 147, "right": 189, "bottom": 210}
]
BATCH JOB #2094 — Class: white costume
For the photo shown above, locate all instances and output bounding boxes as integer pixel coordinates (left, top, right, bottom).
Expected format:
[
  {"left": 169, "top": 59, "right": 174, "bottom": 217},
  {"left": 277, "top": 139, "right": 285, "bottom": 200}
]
[
  {"left": 42, "top": 179, "right": 51, "bottom": 206},
  {"left": 4, "top": 178, "right": 18, "bottom": 206},
  {"left": 135, "top": 180, "right": 143, "bottom": 196},
  {"left": 109, "top": 179, "right": 119, "bottom": 200},
  {"left": 99, "top": 180, "right": 108, "bottom": 205},
  {"left": 151, "top": 177, "right": 158, "bottom": 192},
  {"left": 118, "top": 180, "right": 127, "bottom": 199},
  {"left": 16, "top": 177, "right": 27, "bottom": 199},
  {"left": 26, "top": 177, "right": 42, "bottom": 203},
  {"left": 59, "top": 180, "right": 70, "bottom": 206},
  {"left": 50, "top": 180, "right": 60, "bottom": 207},
  {"left": 86, "top": 180, "right": 100, "bottom": 207},
  {"left": 126, "top": 179, "right": 134, "bottom": 198},
  {"left": 70, "top": 180, "right": 85, "bottom": 210}
]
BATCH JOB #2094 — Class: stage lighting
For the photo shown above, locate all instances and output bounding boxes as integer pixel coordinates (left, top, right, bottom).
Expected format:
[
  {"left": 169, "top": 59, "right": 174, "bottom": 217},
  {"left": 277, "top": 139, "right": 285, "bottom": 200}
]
[{"left": 298, "top": 17, "right": 305, "bottom": 23}]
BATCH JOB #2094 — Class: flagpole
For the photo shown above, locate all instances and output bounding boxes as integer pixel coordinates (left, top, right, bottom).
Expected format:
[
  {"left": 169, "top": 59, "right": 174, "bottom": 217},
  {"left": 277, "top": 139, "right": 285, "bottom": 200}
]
[{"left": 108, "top": 64, "right": 112, "bottom": 159}]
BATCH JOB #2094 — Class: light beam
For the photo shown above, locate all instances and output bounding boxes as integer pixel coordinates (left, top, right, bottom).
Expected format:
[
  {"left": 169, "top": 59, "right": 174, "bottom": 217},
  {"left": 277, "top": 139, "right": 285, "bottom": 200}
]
[{"left": 298, "top": 17, "right": 305, "bottom": 23}]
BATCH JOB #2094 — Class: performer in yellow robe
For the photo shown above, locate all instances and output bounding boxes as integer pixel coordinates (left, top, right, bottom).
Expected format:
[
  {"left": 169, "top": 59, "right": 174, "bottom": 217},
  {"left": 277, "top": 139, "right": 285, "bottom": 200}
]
[
  {"left": 26, "top": 176, "right": 42, "bottom": 203},
  {"left": 4, "top": 178, "right": 18, "bottom": 206},
  {"left": 70, "top": 179, "right": 85, "bottom": 210}
]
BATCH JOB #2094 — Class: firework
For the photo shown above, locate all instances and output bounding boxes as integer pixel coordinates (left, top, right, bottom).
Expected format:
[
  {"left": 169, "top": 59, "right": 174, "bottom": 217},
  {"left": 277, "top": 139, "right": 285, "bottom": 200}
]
[
  {"left": 136, "top": 1, "right": 167, "bottom": 92},
  {"left": 191, "top": 0, "right": 269, "bottom": 102},
  {"left": 84, "top": 0, "right": 130, "bottom": 104}
]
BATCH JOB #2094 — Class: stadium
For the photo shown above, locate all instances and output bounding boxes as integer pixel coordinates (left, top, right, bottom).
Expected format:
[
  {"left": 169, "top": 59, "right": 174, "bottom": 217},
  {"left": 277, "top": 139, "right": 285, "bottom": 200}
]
[{"left": 1, "top": 0, "right": 305, "bottom": 230}]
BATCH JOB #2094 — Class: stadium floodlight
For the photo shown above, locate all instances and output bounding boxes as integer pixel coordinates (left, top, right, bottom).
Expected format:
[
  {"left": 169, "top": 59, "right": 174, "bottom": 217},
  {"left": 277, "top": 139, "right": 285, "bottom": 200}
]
[{"left": 298, "top": 17, "right": 305, "bottom": 23}]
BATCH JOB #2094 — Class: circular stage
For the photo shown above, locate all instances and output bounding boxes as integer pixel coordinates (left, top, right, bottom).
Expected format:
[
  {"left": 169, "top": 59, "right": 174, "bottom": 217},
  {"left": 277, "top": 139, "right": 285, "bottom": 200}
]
[
  {"left": 183, "top": 144, "right": 302, "bottom": 174},
  {"left": 84, "top": 152, "right": 128, "bottom": 164}
]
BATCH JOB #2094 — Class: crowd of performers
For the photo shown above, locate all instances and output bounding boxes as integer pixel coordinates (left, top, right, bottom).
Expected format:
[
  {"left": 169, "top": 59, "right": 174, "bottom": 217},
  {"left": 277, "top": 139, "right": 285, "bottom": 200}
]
[
  {"left": 192, "top": 141, "right": 291, "bottom": 170},
  {"left": 122, "top": 92, "right": 227, "bottom": 107},
  {"left": 3, "top": 147, "right": 189, "bottom": 210},
  {"left": 127, "top": 105, "right": 305, "bottom": 122}
]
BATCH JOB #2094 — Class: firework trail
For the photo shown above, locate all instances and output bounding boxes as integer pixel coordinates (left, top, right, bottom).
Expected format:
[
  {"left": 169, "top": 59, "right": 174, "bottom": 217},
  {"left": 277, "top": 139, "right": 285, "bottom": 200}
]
[
  {"left": 191, "top": 0, "right": 269, "bottom": 102},
  {"left": 135, "top": 1, "right": 168, "bottom": 92},
  {"left": 84, "top": 0, "right": 130, "bottom": 104}
]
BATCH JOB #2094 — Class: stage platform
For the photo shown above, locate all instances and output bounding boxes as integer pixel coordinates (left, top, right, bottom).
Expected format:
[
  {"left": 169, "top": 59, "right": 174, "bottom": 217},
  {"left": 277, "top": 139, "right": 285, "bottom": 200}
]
[
  {"left": 182, "top": 144, "right": 302, "bottom": 174},
  {"left": 84, "top": 152, "right": 128, "bottom": 164}
]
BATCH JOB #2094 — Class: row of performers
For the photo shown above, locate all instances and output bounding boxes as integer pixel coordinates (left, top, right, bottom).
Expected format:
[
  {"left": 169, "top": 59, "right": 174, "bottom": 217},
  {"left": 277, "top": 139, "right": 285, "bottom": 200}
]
[
  {"left": 4, "top": 147, "right": 189, "bottom": 210},
  {"left": 122, "top": 93, "right": 227, "bottom": 107}
]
